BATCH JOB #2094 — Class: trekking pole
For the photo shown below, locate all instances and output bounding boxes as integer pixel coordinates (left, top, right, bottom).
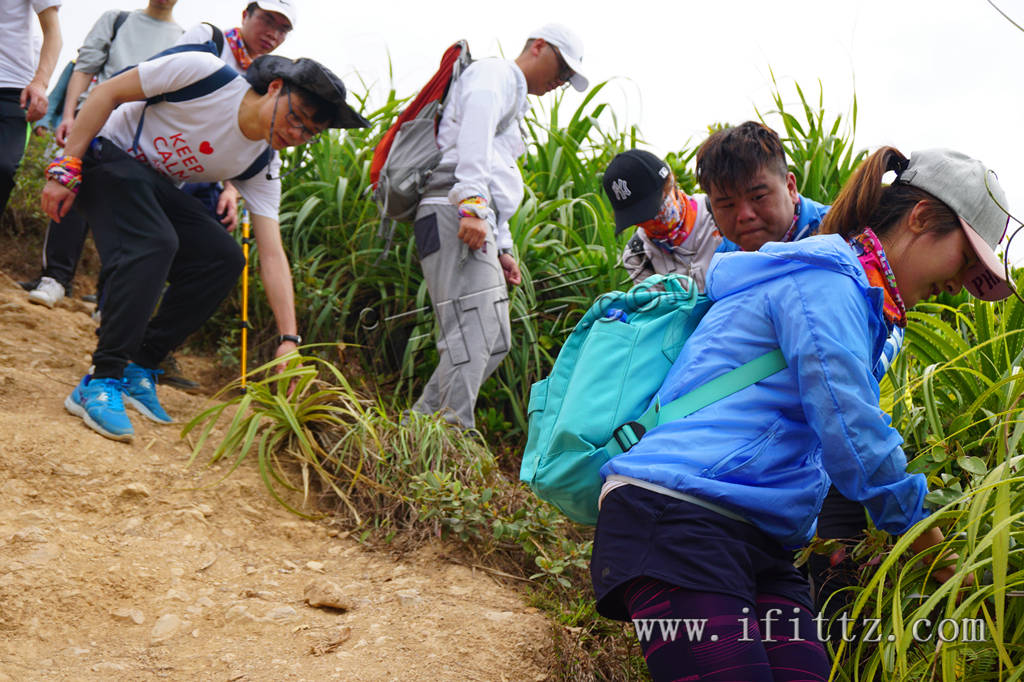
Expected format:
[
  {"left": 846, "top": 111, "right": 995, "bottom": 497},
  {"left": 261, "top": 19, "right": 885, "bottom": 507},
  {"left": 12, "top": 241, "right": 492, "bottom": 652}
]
[{"left": 240, "top": 207, "right": 252, "bottom": 393}]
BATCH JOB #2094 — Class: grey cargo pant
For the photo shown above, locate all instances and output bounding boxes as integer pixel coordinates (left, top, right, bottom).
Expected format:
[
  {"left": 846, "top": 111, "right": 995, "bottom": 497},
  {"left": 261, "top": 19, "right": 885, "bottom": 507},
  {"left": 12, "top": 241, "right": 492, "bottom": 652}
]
[{"left": 411, "top": 202, "right": 511, "bottom": 429}]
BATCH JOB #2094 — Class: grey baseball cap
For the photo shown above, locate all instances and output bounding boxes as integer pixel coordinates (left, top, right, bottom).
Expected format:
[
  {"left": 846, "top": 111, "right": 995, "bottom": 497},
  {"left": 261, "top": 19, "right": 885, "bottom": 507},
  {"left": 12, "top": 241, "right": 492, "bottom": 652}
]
[{"left": 896, "top": 148, "right": 1012, "bottom": 301}]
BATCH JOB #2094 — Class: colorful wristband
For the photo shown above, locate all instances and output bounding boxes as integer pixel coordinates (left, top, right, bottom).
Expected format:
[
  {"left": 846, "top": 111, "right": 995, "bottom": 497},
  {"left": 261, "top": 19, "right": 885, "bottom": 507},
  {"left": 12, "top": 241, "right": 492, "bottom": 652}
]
[
  {"left": 46, "top": 155, "right": 83, "bottom": 194},
  {"left": 458, "top": 195, "right": 489, "bottom": 219}
]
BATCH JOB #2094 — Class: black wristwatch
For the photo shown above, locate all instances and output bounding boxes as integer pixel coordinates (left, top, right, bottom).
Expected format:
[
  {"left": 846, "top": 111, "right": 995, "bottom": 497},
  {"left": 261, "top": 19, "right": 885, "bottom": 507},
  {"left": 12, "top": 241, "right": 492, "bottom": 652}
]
[
  {"left": 499, "top": 247, "right": 514, "bottom": 257},
  {"left": 279, "top": 334, "right": 302, "bottom": 345}
]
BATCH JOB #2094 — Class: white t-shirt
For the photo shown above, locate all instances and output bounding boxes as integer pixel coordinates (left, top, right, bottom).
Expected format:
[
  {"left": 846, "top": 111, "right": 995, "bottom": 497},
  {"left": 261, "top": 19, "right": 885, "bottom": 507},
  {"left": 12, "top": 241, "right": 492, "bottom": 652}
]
[
  {"left": 177, "top": 23, "right": 244, "bottom": 73},
  {"left": 0, "top": 0, "right": 61, "bottom": 89},
  {"left": 99, "top": 50, "right": 281, "bottom": 219}
]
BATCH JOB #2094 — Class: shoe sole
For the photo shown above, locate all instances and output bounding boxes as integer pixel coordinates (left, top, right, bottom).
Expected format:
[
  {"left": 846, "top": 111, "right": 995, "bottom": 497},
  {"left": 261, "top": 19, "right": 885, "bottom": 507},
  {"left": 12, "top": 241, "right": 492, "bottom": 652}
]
[
  {"left": 64, "top": 394, "right": 133, "bottom": 442},
  {"left": 160, "top": 377, "right": 201, "bottom": 393},
  {"left": 123, "top": 394, "right": 175, "bottom": 424},
  {"left": 28, "top": 293, "right": 59, "bottom": 308}
]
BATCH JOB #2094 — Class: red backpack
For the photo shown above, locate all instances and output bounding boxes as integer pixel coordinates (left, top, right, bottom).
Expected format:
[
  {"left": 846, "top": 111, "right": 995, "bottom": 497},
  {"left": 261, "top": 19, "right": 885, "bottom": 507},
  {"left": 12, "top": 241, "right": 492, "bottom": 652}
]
[{"left": 370, "top": 41, "right": 472, "bottom": 226}]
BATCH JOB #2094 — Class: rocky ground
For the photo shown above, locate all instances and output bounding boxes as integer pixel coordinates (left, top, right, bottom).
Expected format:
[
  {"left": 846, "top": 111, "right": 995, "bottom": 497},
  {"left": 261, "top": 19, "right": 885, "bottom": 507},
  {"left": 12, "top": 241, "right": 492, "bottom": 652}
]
[{"left": 0, "top": 271, "right": 555, "bottom": 681}]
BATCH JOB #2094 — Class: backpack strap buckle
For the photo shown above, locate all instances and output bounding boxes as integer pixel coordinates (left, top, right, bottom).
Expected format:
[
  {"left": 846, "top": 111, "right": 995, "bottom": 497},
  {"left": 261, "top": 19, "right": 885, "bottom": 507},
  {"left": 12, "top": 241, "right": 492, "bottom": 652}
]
[{"left": 611, "top": 421, "right": 646, "bottom": 453}]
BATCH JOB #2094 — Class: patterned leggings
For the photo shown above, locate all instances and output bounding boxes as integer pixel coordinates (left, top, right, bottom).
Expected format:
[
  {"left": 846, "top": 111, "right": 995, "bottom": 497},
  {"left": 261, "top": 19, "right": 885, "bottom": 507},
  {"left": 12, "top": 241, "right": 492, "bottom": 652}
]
[{"left": 624, "top": 577, "right": 832, "bottom": 681}]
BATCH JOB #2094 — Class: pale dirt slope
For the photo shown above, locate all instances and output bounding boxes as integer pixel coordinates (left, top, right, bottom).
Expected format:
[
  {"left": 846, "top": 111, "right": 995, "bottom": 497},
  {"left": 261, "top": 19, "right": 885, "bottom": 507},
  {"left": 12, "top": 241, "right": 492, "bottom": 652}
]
[{"left": 0, "top": 272, "right": 553, "bottom": 681}]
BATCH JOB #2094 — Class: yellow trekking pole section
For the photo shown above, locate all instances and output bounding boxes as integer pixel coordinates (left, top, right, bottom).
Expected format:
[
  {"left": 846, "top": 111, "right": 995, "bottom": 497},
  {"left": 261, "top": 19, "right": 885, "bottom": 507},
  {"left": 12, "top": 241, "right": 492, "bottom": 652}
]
[{"left": 240, "top": 208, "right": 252, "bottom": 392}]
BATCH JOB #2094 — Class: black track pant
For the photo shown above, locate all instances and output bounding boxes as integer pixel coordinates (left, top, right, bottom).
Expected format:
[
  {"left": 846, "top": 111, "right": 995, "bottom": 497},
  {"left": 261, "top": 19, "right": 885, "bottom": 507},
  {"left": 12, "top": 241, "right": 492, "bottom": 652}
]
[
  {"left": 0, "top": 89, "right": 27, "bottom": 215},
  {"left": 75, "top": 139, "right": 243, "bottom": 379}
]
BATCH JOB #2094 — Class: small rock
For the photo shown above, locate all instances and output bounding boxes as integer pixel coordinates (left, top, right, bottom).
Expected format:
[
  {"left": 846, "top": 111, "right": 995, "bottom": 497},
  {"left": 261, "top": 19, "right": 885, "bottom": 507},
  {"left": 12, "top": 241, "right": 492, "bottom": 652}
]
[
  {"left": 110, "top": 608, "right": 145, "bottom": 625},
  {"left": 119, "top": 483, "right": 151, "bottom": 498},
  {"left": 194, "top": 596, "right": 215, "bottom": 609},
  {"left": 264, "top": 606, "right": 298, "bottom": 622},
  {"left": 282, "top": 559, "right": 299, "bottom": 570},
  {"left": 395, "top": 588, "right": 422, "bottom": 605},
  {"left": 164, "top": 588, "right": 190, "bottom": 602},
  {"left": 150, "top": 614, "right": 183, "bottom": 643},
  {"left": 25, "top": 543, "right": 61, "bottom": 565},
  {"left": 245, "top": 566, "right": 258, "bottom": 575},
  {"left": 303, "top": 579, "right": 352, "bottom": 612},
  {"left": 10, "top": 527, "right": 48, "bottom": 543},
  {"left": 306, "top": 561, "right": 325, "bottom": 572},
  {"left": 92, "top": 662, "right": 127, "bottom": 672},
  {"left": 484, "top": 610, "right": 515, "bottom": 622},
  {"left": 225, "top": 605, "right": 248, "bottom": 620}
]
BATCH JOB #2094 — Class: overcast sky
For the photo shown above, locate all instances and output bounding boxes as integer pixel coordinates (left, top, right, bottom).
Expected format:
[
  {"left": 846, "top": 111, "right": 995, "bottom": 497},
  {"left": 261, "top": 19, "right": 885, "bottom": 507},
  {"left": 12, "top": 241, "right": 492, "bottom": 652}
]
[{"left": 47, "top": 0, "right": 1024, "bottom": 264}]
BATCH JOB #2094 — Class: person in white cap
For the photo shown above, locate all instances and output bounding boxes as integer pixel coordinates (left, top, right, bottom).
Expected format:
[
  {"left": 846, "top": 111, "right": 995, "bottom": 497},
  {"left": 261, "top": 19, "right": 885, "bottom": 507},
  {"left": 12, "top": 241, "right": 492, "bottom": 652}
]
[
  {"left": 410, "top": 23, "right": 588, "bottom": 431},
  {"left": 178, "top": 1, "right": 295, "bottom": 75}
]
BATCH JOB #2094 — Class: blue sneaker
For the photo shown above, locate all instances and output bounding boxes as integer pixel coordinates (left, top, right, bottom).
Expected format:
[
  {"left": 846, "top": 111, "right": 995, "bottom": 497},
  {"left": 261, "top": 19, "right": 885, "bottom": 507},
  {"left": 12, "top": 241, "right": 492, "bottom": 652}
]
[
  {"left": 122, "top": 363, "right": 174, "bottom": 423},
  {"left": 65, "top": 375, "right": 134, "bottom": 442}
]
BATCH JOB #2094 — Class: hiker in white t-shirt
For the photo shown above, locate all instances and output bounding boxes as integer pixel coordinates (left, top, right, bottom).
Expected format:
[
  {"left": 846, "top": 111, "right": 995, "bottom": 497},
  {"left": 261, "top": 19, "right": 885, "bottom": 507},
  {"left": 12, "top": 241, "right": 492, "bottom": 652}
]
[
  {"left": 40, "top": 51, "right": 368, "bottom": 443},
  {"left": 0, "top": 0, "right": 61, "bottom": 215},
  {"left": 164, "top": 0, "right": 296, "bottom": 391}
]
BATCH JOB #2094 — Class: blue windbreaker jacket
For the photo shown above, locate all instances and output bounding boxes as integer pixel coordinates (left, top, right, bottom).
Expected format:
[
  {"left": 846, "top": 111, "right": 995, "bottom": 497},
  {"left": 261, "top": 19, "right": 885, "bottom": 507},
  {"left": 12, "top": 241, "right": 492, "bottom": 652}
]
[{"left": 600, "top": 234, "right": 929, "bottom": 547}]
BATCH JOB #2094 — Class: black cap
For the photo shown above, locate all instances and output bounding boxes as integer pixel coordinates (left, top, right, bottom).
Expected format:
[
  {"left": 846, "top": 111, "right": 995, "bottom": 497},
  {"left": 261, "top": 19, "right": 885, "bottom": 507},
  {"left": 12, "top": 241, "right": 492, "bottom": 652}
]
[
  {"left": 603, "top": 149, "right": 671, "bottom": 234},
  {"left": 246, "top": 55, "right": 370, "bottom": 129}
]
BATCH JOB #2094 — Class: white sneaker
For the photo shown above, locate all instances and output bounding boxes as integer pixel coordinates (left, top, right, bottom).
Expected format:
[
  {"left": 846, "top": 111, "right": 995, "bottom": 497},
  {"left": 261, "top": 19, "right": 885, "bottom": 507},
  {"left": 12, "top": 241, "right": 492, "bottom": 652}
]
[{"left": 28, "top": 276, "right": 66, "bottom": 308}]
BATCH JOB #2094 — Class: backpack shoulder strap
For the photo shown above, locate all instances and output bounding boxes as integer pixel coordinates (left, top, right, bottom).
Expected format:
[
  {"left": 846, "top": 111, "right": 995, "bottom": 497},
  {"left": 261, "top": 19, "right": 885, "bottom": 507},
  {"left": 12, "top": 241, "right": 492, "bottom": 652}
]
[
  {"left": 606, "top": 348, "right": 788, "bottom": 456},
  {"left": 110, "top": 10, "right": 130, "bottom": 45},
  {"left": 131, "top": 62, "right": 239, "bottom": 154},
  {"left": 233, "top": 146, "right": 274, "bottom": 181},
  {"left": 147, "top": 63, "right": 237, "bottom": 104},
  {"left": 202, "top": 22, "right": 225, "bottom": 55}
]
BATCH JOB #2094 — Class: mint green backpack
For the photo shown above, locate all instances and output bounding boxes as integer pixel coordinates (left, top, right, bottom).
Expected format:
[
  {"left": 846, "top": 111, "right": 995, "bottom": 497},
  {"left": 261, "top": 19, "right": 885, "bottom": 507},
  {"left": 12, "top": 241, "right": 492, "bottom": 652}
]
[{"left": 519, "top": 274, "right": 786, "bottom": 525}]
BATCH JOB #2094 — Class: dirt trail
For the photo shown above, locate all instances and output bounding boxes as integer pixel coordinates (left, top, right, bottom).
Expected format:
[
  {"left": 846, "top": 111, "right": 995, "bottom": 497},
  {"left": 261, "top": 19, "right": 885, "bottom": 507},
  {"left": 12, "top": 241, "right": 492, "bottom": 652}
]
[{"left": 0, "top": 272, "right": 554, "bottom": 681}]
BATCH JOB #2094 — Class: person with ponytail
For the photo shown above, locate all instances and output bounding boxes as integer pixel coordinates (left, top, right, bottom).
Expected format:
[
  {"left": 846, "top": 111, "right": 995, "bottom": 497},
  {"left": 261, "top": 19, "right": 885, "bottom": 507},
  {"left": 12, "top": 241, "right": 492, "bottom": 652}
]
[{"left": 589, "top": 147, "right": 1012, "bottom": 680}]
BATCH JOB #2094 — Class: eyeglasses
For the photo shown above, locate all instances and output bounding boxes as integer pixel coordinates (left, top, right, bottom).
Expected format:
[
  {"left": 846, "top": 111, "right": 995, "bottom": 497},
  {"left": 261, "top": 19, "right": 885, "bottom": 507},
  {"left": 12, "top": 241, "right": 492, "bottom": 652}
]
[
  {"left": 284, "top": 88, "right": 322, "bottom": 141},
  {"left": 254, "top": 10, "right": 292, "bottom": 36},
  {"left": 548, "top": 43, "right": 574, "bottom": 84}
]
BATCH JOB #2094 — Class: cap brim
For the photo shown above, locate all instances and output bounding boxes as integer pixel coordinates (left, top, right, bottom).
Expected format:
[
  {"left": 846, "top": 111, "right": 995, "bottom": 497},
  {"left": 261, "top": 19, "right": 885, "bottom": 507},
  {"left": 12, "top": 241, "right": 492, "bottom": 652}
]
[
  {"left": 960, "top": 216, "right": 1013, "bottom": 301},
  {"left": 335, "top": 103, "right": 370, "bottom": 129},
  {"left": 563, "top": 54, "right": 587, "bottom": 91},
  {"left": 612, "top": 193, "right": 662, "bottom": 235},
  {"left": 568, "top": 72, "right": 588, "bottom": 92}
]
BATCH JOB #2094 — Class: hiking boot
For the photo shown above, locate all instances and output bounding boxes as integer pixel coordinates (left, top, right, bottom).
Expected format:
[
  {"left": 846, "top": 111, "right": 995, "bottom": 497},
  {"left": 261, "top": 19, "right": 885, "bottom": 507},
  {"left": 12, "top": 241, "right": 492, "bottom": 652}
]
[
  {"left": 64, "top": 375, "right": 134, "bottom": 442},
  {"left": 122, "top": 363, "right": 174, "bottom": 423},
  {"left": 158, "top": 354, "right": 200, "bottom": 393},
  {"left": 28, "top": 276, "right": 65, "bottom": 308}
]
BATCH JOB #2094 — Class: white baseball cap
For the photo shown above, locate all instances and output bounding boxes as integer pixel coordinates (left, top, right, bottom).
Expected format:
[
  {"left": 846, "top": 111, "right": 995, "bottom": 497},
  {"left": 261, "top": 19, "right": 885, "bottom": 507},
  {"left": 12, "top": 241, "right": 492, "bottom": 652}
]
[
  {"left": 255, "top": 0, "right": 297, "bottom": 27},
  {"left": 529, "top": 23, "right": 588, "bottom": 91}
]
